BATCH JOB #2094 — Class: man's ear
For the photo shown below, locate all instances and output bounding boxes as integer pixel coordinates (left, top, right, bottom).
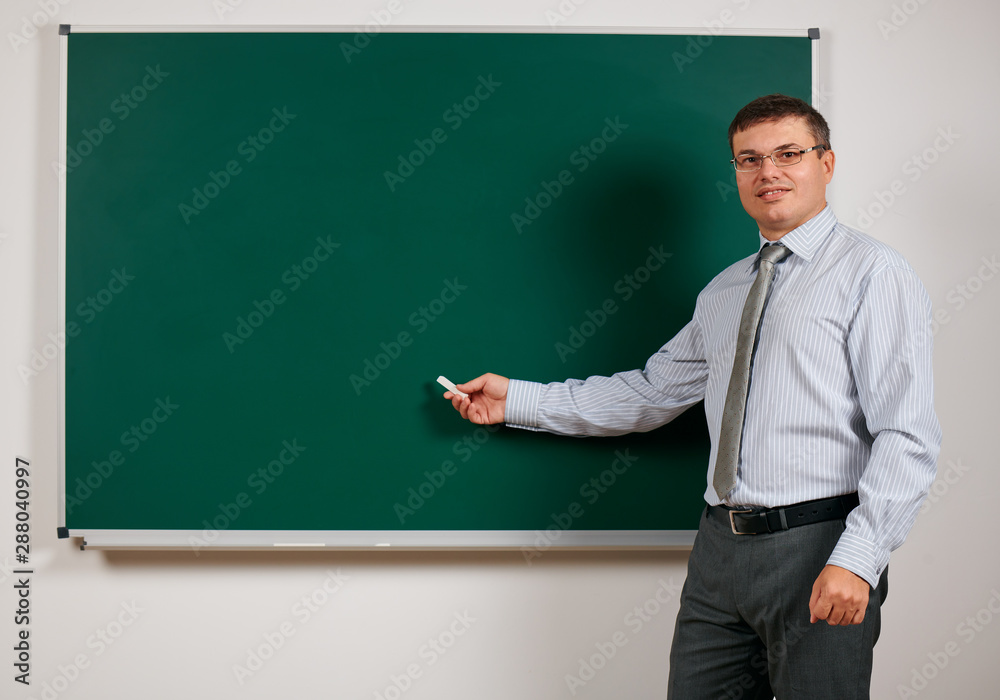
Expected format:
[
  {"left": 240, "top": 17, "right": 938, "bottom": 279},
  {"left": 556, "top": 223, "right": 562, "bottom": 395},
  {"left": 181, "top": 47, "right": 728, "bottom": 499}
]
[{"left": 822, "top": 149, "right": 835, "bottom": 184}]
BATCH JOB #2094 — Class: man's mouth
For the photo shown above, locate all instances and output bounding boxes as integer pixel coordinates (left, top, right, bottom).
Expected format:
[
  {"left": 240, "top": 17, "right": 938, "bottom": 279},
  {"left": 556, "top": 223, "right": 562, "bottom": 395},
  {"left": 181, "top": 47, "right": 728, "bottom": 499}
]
[{"left": 757, "top": 187, "right": 790, "bottom": 201}]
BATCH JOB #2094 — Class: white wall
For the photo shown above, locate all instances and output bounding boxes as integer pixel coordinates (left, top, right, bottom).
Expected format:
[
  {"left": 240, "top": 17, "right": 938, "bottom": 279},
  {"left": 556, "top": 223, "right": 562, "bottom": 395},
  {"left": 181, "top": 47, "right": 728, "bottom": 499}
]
[{"left": 2, "top": 0, "right": 997, "bottom": 698}]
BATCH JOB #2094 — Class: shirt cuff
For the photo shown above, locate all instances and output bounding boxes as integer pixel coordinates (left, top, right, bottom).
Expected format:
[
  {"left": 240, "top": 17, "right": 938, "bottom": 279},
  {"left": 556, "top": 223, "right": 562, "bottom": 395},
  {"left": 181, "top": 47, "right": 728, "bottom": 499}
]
[
  {"left": 505, "top": 379, "right": 542, "bottom": 430},
  {"left": 825, "top": 531, "right": 890, "bottom": 590}
]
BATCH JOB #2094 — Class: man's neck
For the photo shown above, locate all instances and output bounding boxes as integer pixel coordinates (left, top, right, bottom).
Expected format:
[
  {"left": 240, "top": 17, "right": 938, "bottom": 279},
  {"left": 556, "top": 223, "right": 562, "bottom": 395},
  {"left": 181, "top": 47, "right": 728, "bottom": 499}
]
[{"left": 758, "top": 202, "right": 829, "bottom": 241}]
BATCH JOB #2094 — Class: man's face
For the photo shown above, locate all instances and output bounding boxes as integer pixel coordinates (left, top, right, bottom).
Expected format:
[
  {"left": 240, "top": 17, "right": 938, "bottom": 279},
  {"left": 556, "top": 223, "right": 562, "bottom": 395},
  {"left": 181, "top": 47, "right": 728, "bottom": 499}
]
[{"left": 732, "top": 116, "right": 835, "bottom": 240}]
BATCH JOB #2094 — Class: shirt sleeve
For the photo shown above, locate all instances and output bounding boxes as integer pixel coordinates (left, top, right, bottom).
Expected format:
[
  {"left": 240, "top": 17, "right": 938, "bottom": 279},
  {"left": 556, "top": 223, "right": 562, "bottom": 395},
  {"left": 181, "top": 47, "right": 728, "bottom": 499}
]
[
  {"left": 827, "top": 265, "right": 942, "bottom": 588},
  {"left": 504, "top": 317, "right": 710, "bottom": 437}
]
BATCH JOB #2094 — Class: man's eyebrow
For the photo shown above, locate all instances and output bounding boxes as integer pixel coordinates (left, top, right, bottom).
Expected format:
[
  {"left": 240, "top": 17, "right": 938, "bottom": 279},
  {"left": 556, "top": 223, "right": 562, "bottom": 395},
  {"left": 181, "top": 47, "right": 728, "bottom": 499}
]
[{"left": 737, "top": 142, "right": 803, "bottom": 156}]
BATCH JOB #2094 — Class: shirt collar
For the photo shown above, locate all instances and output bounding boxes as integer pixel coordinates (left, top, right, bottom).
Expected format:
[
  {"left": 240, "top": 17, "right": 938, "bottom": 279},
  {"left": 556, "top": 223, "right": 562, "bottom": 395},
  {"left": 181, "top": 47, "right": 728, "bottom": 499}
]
[{"left": 753, "top": 205, "right": 838, "bottom": 265}]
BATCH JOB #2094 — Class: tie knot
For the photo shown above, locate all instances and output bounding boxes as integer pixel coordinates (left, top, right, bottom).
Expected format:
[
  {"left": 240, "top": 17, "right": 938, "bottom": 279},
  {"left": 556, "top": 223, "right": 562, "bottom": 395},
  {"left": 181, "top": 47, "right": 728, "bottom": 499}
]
[{"left": 759, "top": 244, "right": 791, "bottom": 265}]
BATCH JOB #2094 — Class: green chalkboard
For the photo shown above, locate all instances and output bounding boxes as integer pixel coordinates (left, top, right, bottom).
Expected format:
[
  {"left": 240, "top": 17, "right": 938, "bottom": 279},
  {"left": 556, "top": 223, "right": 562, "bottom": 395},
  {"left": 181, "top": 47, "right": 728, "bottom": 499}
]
[{"left": 60, "top": 29, "right": 814, "bottom": 546}]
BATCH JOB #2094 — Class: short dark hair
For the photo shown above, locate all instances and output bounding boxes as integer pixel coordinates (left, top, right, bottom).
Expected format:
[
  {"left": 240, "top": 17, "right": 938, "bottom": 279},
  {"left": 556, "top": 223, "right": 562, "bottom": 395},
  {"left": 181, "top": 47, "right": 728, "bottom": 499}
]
[{"left": 728, "top": 94, "right": 831, "bottom": 154}]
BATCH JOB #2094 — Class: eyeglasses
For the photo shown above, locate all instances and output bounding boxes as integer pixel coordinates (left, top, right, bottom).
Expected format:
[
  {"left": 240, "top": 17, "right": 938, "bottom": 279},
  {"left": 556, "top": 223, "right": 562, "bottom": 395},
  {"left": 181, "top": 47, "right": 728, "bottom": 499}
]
[{"left": 731, "top": 145, "right": 828, "bottom": 172}]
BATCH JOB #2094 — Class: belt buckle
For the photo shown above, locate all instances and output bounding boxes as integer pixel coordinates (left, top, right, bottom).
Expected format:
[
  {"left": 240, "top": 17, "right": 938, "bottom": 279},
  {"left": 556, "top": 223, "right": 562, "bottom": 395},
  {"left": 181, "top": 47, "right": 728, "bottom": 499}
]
[{"left": 729, "top": 509, "right": 754, "bottom": 535}]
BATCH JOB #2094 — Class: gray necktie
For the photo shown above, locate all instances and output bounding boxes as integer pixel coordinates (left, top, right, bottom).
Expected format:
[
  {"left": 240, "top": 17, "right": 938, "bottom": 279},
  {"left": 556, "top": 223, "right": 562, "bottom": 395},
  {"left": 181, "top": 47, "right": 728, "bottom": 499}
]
[{"left": 713, "top": 244, "right": 792, "bottom": 501}]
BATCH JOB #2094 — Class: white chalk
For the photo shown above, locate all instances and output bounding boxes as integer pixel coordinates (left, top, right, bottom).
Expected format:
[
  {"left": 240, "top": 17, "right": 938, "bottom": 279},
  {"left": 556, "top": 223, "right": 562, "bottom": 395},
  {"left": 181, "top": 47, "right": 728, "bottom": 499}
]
[{"left": 437, "top": 375, "right": 468, "bottom": 398}]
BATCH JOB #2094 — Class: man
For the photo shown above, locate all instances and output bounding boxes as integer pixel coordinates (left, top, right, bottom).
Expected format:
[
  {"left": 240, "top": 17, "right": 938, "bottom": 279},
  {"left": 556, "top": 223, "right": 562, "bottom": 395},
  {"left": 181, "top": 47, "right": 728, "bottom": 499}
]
[{"left": 444, "top": 94, "right": 941, "bottom": 698}]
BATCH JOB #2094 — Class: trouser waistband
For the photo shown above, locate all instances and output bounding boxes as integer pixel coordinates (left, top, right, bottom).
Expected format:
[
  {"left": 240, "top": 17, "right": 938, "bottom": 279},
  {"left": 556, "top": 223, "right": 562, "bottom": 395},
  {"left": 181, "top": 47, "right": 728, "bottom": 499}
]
[{"left": 707, "top": 493, "right": 860, "bottom": 535}]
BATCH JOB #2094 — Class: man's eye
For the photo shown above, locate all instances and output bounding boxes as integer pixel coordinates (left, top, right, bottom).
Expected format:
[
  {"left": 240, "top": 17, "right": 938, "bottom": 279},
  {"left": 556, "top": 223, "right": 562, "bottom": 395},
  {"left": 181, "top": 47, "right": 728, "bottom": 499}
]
[
  {"left": 741, "top": 156, "right": 759, "bottom": 165},
  {"left": 777, "top": 151, "right": 799, "bottom": 160}
]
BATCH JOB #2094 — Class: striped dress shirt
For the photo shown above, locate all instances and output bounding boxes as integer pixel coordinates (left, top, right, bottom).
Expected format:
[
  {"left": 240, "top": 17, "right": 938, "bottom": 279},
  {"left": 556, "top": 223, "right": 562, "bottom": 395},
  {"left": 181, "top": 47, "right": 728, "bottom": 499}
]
[{"left": 505, "top": 206, "right": 941, "bottom": 588}]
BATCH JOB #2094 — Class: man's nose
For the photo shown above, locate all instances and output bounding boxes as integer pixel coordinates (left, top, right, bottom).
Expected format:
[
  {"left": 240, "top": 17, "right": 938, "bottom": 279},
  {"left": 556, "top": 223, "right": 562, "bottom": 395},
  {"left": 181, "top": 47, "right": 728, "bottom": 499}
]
[{"left": 758, "top": 154, "right": 782, "bottom": 178}]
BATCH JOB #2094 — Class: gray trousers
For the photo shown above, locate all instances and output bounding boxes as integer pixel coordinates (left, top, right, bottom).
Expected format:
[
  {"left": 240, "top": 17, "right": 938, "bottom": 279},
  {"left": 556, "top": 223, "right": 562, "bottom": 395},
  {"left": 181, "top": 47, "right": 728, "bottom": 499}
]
[{"left": 667, "top": 506, "right": 889, "bottom": 700}]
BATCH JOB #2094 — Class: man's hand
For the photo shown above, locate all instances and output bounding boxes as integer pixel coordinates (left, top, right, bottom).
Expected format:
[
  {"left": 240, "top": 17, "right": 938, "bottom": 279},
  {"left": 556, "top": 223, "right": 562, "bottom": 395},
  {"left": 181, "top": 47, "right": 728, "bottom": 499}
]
[
  {"left": 809, "top": 565, "right": 870, "bottom": 625},
  {"left": 445, "top": 373, "right": 509, "bottom": 425}
]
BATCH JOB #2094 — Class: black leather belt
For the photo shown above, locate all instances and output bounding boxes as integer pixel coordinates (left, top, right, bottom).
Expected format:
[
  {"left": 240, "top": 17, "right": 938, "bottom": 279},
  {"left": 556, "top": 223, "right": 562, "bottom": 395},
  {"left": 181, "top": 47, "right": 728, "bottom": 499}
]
[{"left": 708, "top": 493, "right": 860, "bottom": 535}]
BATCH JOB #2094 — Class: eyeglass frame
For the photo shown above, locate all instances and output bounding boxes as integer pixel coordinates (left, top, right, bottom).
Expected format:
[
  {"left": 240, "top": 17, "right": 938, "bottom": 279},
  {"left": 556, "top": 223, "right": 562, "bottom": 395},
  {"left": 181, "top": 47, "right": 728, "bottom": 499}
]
[{"left": 730, "top": 145, "right": 829, "bottom": 172}]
